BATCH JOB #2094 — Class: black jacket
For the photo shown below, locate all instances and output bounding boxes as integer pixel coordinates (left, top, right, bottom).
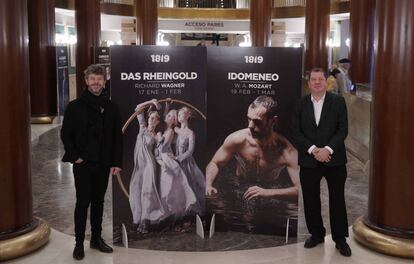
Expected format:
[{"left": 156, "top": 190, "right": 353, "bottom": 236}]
[
  {"left": 60, "top": 91, "right": 123, "bottom": 168},
  {"left": 292, "top": 92, "right": 348, "bottom": 168}
]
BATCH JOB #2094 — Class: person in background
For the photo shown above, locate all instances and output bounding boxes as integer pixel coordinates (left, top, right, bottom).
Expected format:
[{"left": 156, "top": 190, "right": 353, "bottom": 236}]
[
  {"left": 336, "top": 58, "right": 353, "bottom": 95},
  {"left": 326, "top": 68, "right": 341, "bottom": 93},
  {"left": 197, "top": 39, "right": 206, "bottom": 46}
]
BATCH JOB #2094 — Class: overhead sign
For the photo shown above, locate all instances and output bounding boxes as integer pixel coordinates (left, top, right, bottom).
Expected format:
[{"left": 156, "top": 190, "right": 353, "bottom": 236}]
[{"left": 159, "top": 19, "right": 249, "bottom": 33}]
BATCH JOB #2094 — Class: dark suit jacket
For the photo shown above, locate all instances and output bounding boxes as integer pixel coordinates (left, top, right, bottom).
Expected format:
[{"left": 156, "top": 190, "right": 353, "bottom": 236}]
[
  {"left": 292, "top": 92, "right": 348, "bottom": 168},
  {"left": 60, "top": 96, "right": 123, "bottom": 168}
]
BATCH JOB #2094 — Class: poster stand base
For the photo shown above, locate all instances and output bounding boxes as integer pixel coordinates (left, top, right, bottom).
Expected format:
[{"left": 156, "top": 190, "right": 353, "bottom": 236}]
[
  {"left": 209, "top": 214, "right": 216, "bottom": 238},
  {"left": 285, "top": 218, "right": 290, "bottom": 244},
  {"left": 196, "top": 214, "right": 204, "bottom": 238},
  {"left": 121, "top": 223, "right": 129, "bottom": 248}
]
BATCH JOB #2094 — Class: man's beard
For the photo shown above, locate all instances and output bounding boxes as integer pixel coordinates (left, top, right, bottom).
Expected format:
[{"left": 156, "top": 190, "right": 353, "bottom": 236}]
[{"left": 88, "top": 86, "right": 103, "bottom": 95}]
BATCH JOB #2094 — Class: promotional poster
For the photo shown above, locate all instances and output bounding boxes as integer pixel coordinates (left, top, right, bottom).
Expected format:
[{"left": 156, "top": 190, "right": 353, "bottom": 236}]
[
  {"left": 56, "top": 46, "right": 69, "bottom": 116},
  {"left": 111, "top": 46, "right": 207, "bottom": 246},
  {"left": 206, "top": 47, "right": 302, "bottom": 237}
]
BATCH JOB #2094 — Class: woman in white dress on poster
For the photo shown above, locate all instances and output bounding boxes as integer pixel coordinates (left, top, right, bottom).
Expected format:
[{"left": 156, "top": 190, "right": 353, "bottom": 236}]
[
  {"left": 175, "top": 106, "right": 206, "bottom": 215},
  {"left": 129, "top": 99, "right": 167, "bottom": 233},
  {"left": 155, "top": 108, "right": 197, "bottom": 221}
]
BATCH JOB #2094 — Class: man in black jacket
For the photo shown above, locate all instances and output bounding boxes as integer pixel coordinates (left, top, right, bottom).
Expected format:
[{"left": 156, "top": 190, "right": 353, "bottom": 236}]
[
  {"left": 61, "top": 64, "right": 122, "bottom": 260},
  {"left": 292, "top": 68, "right": 351, "bottom": 257}
]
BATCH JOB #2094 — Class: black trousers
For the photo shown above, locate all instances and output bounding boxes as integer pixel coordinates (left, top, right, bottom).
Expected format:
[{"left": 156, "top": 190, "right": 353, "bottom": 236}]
[
  {"left": 73, "top": 162, "right": 110, "bottom": 244},
  {"left": 300, "top": 165, "right": 349, "bottom": 243}
]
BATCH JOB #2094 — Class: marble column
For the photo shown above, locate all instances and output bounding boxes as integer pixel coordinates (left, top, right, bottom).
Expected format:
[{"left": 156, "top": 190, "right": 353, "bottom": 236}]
[
  {"left": 28, "top": 0, "right": 57, "bottom": 123},
  {"left": 349, "top": 0, "right": 375, "bottom": 84},
  {"left": 250, "top": 0, "right": 272, "bottom": 47},
  {"left": 305, "top": 0, "right": 330, "bottom": 72},
  {"left": 0, "top": 0, "right": 50, "bottom": 261},
  {"left": 75, "top": 0, "right": 101, "bottom": 97},
  {"left": 136, "top": 0, "right": 158, "bottom": 45},
  {"left": 353, "top": 0, "right": 414, "bottom": 259}
]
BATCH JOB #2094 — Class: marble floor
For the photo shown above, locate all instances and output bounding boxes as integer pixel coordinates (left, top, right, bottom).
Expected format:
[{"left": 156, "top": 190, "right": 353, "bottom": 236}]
[
  {"left": 5, "top": 125, "right": 407, "bottom": 263},
  {"left": 5, "top": 227, "right": 414, "bottom": 264}
]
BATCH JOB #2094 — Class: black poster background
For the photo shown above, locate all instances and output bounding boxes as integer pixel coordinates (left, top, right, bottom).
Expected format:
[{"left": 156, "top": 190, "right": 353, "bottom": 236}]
[
  {"left": 111, "top": 46, "right": 207, "bottom": 245},
  {"left": 93, "top": 47, "right": 111, "bottom": 96},
  {"left": 206, "top": 47, "right": 302, "bottom": 236},
  {"left": 56, "top": 46, "right": 69, "bottom": 115}
]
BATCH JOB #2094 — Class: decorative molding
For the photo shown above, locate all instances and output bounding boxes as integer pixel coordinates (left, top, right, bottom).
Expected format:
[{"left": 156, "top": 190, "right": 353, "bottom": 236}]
[
  {"left": 31, "top": 116, "right": 55, "bottom": 124},
  {"left": 0, "top": 218, "right": 50, "bottom": 261},
  {"left": 353, "top": 216, "right": 414, "bottom": 259}
]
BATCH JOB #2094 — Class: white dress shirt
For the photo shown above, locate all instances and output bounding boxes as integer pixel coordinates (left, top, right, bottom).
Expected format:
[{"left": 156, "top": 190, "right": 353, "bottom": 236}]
[{"left": 307, "top": 93, "right": 334, "bottom": 155}]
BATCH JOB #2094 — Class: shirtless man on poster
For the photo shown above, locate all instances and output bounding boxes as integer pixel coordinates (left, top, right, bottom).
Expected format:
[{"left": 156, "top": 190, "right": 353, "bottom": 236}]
[{"left": 206, "top": 95, "right": 300, "bottom": 200}]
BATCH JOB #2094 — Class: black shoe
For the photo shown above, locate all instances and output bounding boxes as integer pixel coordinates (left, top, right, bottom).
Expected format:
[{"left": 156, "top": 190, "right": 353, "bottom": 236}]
[
  {"left": 336, "top": 242, "right": 352, "bottom": 257},
  {"left": 90, "top": 237, "right": 113, "bottom": 253},
  {"left": 304, "top": 236, "right": 324, "bottom": 248},
  {"left": 73, "top": 244, "right": 84, "bottom": 260}
]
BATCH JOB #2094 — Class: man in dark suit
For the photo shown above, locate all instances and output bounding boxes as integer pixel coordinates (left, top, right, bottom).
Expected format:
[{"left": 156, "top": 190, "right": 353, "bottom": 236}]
[
  {"left": 61, "top": 64, "right": 123, "bottom": 260},
  {"left": 292, "top": 68, "right": 351, "bottom": 256}
]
